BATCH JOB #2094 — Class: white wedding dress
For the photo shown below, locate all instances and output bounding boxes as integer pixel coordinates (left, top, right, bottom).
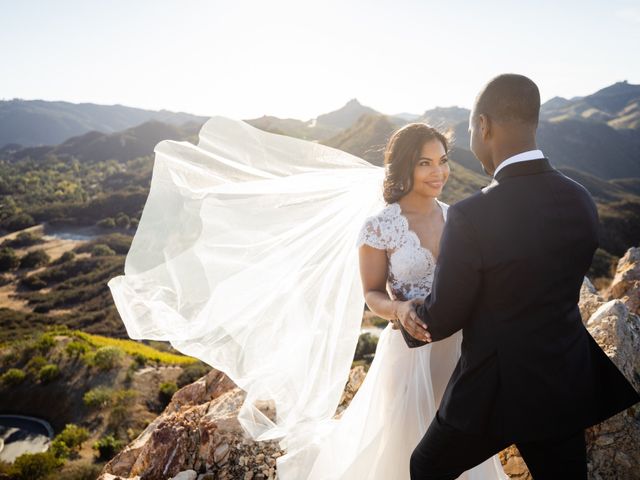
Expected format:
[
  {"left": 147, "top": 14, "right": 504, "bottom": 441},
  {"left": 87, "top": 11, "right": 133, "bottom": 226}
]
[
  {"left": 106, "top": 116, "right": 508, "bottom": 480},
  {"left": 292, "top": 201, "right": 508, "bottom": 480}
]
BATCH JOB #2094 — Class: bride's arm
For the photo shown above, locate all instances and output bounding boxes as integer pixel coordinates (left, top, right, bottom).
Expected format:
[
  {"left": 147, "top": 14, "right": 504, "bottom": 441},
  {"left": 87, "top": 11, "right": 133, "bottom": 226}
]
[{"left": 358, "top": 244, "right": 403, "bottom": 325}]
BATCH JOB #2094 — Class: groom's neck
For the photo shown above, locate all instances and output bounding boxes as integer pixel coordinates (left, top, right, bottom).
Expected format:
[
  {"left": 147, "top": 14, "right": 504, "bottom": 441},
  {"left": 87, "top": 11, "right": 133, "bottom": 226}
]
[{"left": 491, "top": 135, "right": 538, "bottom": 172}]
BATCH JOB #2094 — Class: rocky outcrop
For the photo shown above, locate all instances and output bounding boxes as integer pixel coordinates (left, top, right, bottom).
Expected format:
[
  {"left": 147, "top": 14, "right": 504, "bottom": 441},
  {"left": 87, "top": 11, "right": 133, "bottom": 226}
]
[
  {"left": 606, "top": 247, "right": 640, "bottom": 315},
  {"left": 100, "top": 248, "right": 640, "bottom": 480}
]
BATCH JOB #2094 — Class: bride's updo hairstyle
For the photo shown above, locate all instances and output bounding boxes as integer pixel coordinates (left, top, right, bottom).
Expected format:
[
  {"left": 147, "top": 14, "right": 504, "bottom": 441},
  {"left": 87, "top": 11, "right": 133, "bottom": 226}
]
[{"left": 382, "top": 123, "right": 450, "bottom": 204}]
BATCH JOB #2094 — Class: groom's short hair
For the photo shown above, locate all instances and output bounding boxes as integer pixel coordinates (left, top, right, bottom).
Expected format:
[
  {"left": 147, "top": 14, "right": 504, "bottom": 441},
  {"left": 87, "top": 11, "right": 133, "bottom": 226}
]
[{"left": 474, "top": 74, "right": 540, "bottom": 127}]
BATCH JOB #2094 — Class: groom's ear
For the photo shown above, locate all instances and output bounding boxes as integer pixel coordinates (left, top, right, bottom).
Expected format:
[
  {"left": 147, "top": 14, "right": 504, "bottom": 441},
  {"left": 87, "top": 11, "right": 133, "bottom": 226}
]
[{"left": 479, "top": 114, "right": 491, "bottom": 141}]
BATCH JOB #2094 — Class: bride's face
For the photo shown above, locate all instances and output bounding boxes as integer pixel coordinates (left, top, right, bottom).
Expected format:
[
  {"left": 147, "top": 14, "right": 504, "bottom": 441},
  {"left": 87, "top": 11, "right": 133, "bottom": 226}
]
[{"left": 411, "top": 139, "right": 450, "bottom": 197}]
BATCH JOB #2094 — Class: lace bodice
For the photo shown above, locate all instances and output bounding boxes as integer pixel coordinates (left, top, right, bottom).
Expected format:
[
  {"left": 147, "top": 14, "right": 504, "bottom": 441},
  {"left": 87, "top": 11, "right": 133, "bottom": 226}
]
[{"left": 356, "top": 200, "right": 449, "bottom": 301}]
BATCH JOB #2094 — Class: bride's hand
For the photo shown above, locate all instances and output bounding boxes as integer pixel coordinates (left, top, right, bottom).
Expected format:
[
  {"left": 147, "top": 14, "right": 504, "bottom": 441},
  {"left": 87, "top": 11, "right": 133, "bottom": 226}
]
[{"left": 395, "top": 299, "right": 431, "bottom": 342}]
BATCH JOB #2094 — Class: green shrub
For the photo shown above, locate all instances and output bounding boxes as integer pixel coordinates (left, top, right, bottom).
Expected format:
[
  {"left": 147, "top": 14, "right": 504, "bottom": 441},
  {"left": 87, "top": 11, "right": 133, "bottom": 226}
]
[
  {"left": 91, "top": 244, "right": 116, "bottom": 257},
  {"left": 49, "top": 438, "right": 71, "bottom": 459},
  {"left": 354, "top": 333, "right": 378, "bottom": 361},
  {"left": 26, "top": 355, "right": 48, "bottom": 376},
  {"left": 35, "top": 333, "right": 55, "bottom": 353},
  {"left": 132, "top": 352, "right": 147, "bottom": 368},
  {"left": 107, "top": 405, "right": 130, "bottom": 432},
  {"left": 38, "top": 364, "right": 60, "bottom": 383},
  {"left": 4, "top": 212, "right": 35, "bottom": 231},
  {"left": 53, "top": 423, "right": 89, "bottom": 454},
  {"left": 92, "top": 434, "right": 124, "bottom": 461},
  {"left": 65, "top": 340, "right": 88, "bottom": 357},
  {"left": 83, "top": 386, "right": 114, "bottom": 408},
  {"left": 1, "top": 367, "right": 26, "bottom": 385},
  {"left": 92, "top": 345, "right": 124, "bottom": 370},
  {"left": 19, "top": 249, "right": 50, "bottom": 269},
  {"left": 21, "top": 275, "right": 47, "bottom": 289},
  {"left": 176, "top": 362, "right": 210, "bottom": 387},
  {"left": 0, "top": 247, "right": 20, "bottom": 271},
  {"left": 97, "top": 217, "right": 116, "bottom": 228},
  {"left": 158, "top": 381, "right": 178, "bottom": 406},
  {"left": 114, "top": 389, "right": 138, "bottom": 407},
  {"left": 9, "top": 450, "right": 62, "bottom": 479},
  {"left": 9, "top": 231, "right": 44, "bottom": 247},
  {"left": 54, "top": 250, "right": 76, "bottom": 264}
]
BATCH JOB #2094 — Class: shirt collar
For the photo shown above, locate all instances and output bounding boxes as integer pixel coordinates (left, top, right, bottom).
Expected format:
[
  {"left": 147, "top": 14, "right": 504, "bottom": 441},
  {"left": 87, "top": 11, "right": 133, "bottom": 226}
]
[{"left": 493, "top": 149, "right": 545, "bottom": 178}]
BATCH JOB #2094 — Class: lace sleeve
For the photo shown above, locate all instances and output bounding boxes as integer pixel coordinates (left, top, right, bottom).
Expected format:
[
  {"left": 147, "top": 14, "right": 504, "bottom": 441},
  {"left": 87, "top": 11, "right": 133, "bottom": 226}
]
[{"left": 356, "top": 216, "right": 387, "bottom": 250}]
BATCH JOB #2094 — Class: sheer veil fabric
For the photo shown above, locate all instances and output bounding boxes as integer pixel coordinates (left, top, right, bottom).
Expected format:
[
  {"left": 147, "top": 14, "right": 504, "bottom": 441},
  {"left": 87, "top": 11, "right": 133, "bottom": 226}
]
[{"left": 107, "top": 116, "right": 388, "bottom": 475}]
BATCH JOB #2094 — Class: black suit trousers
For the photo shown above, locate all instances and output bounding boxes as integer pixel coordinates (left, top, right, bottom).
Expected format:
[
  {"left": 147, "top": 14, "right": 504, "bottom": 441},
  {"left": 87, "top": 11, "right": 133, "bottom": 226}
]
[{"left": 409, "top": 410, "right": 587, "bottom": 480}]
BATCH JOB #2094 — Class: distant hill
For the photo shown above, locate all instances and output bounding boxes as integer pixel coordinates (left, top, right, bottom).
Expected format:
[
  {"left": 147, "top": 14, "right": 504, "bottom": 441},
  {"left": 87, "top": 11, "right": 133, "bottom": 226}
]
[
  {"left": 419, "top": 106, "right": 470, "bottom": 130},
  {"left": 4, "top": 120, "right": 201, "bottom": 164},
  {"left": 315, "top": 98, "right": 379, "bottom": 130},
  {"left": 0, "top": 99, "right": 208, "bottom": 148},
  {"left": 541, "top": 81, "right": 640, "bottom": 130},
  {"left": 323, "top": 113, "right": 396, "bottom": 163},
  {"left": 245, "top": 98, "right": 381, "bottom": 142},
  {"left": 244, "top": 115, "right": 337, "bottom": 142}
]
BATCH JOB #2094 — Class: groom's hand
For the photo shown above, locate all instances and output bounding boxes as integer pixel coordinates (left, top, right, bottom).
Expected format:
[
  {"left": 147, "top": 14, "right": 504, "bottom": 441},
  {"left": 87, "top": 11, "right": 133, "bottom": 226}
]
[{"left": 397, "top": 299, "right": 431, "bottom": 343}]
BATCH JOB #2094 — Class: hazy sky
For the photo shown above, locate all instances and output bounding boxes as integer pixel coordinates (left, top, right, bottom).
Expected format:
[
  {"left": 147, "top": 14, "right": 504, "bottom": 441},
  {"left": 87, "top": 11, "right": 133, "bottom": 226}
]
[{"left": 1, "top": 0, "right": 639, "bottom": 120}]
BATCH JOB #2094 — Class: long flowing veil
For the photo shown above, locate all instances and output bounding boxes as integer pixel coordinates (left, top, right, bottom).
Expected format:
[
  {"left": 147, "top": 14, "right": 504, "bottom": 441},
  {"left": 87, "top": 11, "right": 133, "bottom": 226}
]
[{"left": 106, "top": 116, "right": 386, "bottom": 477}]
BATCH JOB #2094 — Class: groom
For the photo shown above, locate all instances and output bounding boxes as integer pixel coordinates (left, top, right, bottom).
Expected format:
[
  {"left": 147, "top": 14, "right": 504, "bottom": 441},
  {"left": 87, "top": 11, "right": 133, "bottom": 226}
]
[{"left": 396, "top": 74, "right": 640, "bottom": 479}]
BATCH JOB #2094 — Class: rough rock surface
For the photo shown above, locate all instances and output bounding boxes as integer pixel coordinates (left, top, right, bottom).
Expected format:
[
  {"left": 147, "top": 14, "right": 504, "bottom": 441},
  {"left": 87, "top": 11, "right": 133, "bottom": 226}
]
[{"left": 99, "top": 248, "right": 640, "bottom": 480}]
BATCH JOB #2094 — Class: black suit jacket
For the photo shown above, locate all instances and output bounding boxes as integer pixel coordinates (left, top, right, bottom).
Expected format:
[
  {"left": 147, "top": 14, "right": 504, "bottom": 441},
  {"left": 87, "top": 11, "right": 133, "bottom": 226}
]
[{"left": 399, "top": 158, "right": 640, "bottom": 442}]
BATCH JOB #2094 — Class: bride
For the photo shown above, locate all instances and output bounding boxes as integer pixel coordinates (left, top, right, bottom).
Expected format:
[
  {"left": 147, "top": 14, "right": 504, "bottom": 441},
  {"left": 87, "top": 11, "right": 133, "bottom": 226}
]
[{"left": 107, "top": 116, "right": 508, "bottom": 479}]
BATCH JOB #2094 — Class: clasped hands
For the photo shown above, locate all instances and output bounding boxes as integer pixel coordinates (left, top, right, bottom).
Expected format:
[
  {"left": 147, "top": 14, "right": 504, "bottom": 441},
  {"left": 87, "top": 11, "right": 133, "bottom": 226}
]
[{"left": 391, "top": 298, "right": 432, "bottom": 343}]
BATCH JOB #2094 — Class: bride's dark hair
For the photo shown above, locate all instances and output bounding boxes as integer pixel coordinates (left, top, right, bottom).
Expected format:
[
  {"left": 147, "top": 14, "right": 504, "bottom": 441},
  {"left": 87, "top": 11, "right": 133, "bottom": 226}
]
[{"left": 382, "top": 123, "right": 450, "bottom": 204}]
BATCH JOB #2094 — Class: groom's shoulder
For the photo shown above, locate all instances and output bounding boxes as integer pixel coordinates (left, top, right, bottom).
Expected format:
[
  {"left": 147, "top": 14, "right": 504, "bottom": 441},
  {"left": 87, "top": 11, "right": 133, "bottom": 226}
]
[{"left": 450, "top": 190, "right": 490, "bottom": 217}]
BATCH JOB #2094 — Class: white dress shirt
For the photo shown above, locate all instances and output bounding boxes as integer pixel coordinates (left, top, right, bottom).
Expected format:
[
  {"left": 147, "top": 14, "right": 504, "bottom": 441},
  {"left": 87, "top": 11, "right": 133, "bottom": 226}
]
[{"left": 493, "top": 149, "right": 545, "bottom": 178}]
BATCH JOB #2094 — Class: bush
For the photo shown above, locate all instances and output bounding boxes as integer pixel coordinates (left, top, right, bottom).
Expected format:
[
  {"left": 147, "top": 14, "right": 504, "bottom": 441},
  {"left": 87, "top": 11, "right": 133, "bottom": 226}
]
[
  {"left": 158, "top": 381, "right": 178, "bottom": 406},
  {"left": 26, "top": 355, "right": 48, "bottom": 376},
  {"left": 92, "top": 345, "right": 124, "bottom": 370},
  {"left": 83, "top": 386, "right": 114, "bottom": 408},
  {"left": 38, "top": 364, "right": 60, "bottom": 383},
  {"left": 176, "top": 362, "right": 210, "bottom": 387},
  {"left": 1, "top": 367, "right": 26, "bottom": 385},
  {"left": 92, "top": 434, "right": 124, "bottom": 461},
  {"left": 114, "top": 212, "right": 130, "bottom": 228},
  {"left": 8, "top": 231, "right": 44, "bottom": 247},
  {"left": 55, "top": 250, "right": 76, "bottom": 264},
  {"left": 0, "top": 247, "right": 20, "bottom": 271},
  {"left": 21, "top": 275, "right": 47, "bottom": 290},
  {"left": 107, "top": 405, "right": 130, "bottom": 432},
  {"left": 4, "top": 212, "right": 35, "bottom": 231},
  {"left": 35, "top": 333, "right": 55, "bottom": 353},
  {"left": 19, "top": 249, "right": 51, "bottom": 269},
  {"left": 114, "top": 388, "right": 138, "bottom": 406},
  {"left": 132, "top": 352, "right": 147, "bottom": 368},
  {"left": 97, "top": 217, "right": 116, "bottom": 228},
  {"left": 66, "top": 340, "right": 88, "bottom": 357},
  {"left": 354, "top": 333, "right": 378, "bottom": 361},
  {"left": 91, "top": 244, "right": 116, "bottom": 257},
  {"left": 54, "top": 423, "right": 89, "bottom": 453},
  {"left": 9, "top": 451, "right": 62, "bottom": 479},
  {"left": 49, "top": 438, "right": 71, "bottom": 459}
]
